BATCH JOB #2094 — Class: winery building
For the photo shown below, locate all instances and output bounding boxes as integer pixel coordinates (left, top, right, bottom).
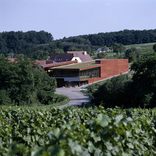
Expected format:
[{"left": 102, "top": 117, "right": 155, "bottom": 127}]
[
  {"left": 49, "top": 59, "right": 129, "bottom": 87},
  {"left": 36, "top": 51, "right": 129, "bottom": 87}
]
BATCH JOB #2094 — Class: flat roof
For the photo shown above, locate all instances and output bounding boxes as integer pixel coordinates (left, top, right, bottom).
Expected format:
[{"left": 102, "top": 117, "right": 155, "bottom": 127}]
[{"left": 52, "top": 61, "right": 101, "bottom": 70}]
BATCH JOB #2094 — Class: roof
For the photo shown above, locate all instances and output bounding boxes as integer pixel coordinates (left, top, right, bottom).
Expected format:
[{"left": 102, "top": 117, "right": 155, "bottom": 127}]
[
  {"left": 36, "top": 60, "right": 77, "bottom": 70},
  {"left": 67, "top": 51, "right": 93, "bottom": 62},
  {"left": 50, "top": 53, "right": 73, "bottom": 63},
  {"left": 35, "top": 60, "right": 46, "bottom": 65},
  {"left": 50, "top": 51, "right": 93, "bottom": 63},
  {"left": 52, "top": 60, "right": 101, "bottom": 71}
]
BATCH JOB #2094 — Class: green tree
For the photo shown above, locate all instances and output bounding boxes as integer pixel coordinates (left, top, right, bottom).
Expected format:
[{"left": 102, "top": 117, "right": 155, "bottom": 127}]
[
  {"left": 0, "top": 90, "right": 11, "bottom": 105},
  {"left": 34, "top": 66, "right": 56, "bottom": 105},
  {"left": 0, "top": 57, "right": 56, "bottom": 105},
  {"left": 131, "top": 55, "right": 156, "bottom": 107},
  {"left": 153, "top": 44, "right": 156, "bottom": 52},
  {"left": 92, "top": 75, "right": 130, "bottom": 108},
  {"left": 125, "top": 47, "right": 140, "bottom": 62},
  {"left": 112, "top": 43, "right": 125, "bottom": 54},
  {"left": 96, "top": 52, "right": 107, "bottom": 59}
]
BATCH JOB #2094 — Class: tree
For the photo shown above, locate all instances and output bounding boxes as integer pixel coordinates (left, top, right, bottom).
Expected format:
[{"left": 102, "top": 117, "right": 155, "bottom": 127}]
[
  {"left": 112, "top": 43, "right": 125, "bottom": 54},
  {"left": 96, "top": 52, "right": 107, "bottom": 59},
  {"left": 131, "top": 55, "right": 156, "bottom": 107},
  {"left": 0, "top": 57, "right": 56, "bottom": 105},
  {"left": 153, "top": 44, "right": 156, "bottom": 52},
  {"left": 92, "top": 75, "right": 130, "bottom": 108},
  {"left": 125, "top": 47, "right": 140, "bottom": 62},
  {"left": 0, "top": 31, "right": 53, "bottom": 58}
]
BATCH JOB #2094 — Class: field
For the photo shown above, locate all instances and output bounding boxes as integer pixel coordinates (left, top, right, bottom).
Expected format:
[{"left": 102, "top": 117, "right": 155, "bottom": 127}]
[
  {"left": 125, "top": 42, "right": 156, "bottom": 55},
  {"left": 0, "top": 106, "right": 156, "bottom": 156},
  {"left": 96, "top": 42, "right": 156, "bottom": 59}
]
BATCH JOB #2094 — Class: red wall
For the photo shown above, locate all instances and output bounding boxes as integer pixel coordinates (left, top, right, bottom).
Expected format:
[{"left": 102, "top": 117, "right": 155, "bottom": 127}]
[{"left": 88, "top": 59, "right": 128, "bottom": 84}]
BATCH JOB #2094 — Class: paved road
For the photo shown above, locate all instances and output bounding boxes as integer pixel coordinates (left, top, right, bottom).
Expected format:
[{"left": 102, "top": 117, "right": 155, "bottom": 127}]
[{"left": 56, "top": 87, "right": 90, "bottom": 106}]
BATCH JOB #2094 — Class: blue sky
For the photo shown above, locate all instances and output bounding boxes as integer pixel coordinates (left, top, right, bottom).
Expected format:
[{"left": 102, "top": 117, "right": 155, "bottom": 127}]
[{"left": 0, "top": 0, "right": 156, "bottom": 39}]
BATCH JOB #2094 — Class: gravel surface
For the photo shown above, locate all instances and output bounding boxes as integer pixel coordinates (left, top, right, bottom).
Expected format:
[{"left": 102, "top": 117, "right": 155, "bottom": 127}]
[{"left": 56, "top": 87, "right": 90, "bottom": 106}]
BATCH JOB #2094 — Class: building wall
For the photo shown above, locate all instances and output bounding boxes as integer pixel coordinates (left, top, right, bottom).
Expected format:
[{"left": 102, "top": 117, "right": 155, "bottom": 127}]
[
  {"left": 100, "top": 59, "right": 128, "bottom": 78},
  {"left": 88, "top": 59, "right": 128, "bottom": 84}
]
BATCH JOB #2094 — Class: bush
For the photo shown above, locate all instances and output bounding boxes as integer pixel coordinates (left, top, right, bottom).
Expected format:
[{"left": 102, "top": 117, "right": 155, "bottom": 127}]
[
  {"left": 0, "top": 57, "right": 56, "bottom": 105},
  {"left": 0, "top": 90, "right": 11, "bottom": 105},
  {"left": 91, "top": 75, "right": 131, "bottom": 108}
]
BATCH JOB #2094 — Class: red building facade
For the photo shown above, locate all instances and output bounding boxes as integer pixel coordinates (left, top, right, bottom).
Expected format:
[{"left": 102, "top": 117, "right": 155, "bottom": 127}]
[{"left": 50, "top": 59, "right": 129, "bottom": 87}]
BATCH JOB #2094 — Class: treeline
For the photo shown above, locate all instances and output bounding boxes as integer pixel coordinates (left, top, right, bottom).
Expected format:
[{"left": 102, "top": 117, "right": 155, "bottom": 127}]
[
  {"left": 1, "top": 29, "right": 156, "bottom": 59},
  {"left": 62, "top": 29, "right": 156, "bottom": 46},
  {"left": 0, "top": 31, "right": 53, "bottom": 58}
]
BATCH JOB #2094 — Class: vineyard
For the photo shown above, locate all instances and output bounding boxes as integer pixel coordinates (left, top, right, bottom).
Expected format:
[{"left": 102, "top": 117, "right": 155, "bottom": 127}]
[{"left": 0, "top": 106, "right": 156, "bottom": 156}]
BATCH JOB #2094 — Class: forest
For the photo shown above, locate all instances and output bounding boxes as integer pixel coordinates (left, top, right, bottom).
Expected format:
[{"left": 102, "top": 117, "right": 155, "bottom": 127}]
[{"left": 1, "top": 29, "right": 156, "bottom": 59}]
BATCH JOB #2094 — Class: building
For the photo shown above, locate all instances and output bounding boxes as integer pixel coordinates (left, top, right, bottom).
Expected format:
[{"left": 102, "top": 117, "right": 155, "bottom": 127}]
[
  {"left": 96, "top": 47, "right": 112, "bottom": 53},
  {"left": 50, "top": 51, "right": 93, "bottom": 63},
  {"left": 49, "top": 59, "right": 129, "bottom": 87}
]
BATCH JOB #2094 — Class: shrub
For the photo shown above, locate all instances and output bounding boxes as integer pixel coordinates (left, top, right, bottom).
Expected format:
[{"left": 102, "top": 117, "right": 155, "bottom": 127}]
[
  {"left": 92, "top": 75, "right": 131, "bottom": 108},
  {"left": 0, "top": 57, "right": 56, "bottom": 105}
]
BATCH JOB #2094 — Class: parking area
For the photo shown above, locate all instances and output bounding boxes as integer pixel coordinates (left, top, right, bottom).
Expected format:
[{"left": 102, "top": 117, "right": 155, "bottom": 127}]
[{"left": 56, "top": 87, "right": 90, "bottom": 106}]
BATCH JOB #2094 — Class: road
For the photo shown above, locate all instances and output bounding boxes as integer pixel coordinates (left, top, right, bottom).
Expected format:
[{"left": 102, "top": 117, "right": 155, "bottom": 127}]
[{"left": 56, "top": 87, "right": 90, "bottom": 106}]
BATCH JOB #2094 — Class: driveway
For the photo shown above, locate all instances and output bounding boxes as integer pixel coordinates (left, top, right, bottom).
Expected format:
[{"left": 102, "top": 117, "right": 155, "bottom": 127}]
[{"left": 56, "top": 87, "right": 90, "bottom": 106}]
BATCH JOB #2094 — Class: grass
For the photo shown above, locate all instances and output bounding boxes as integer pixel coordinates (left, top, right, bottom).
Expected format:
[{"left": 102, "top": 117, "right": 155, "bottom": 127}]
[
  {"left": 125, "top": 42, "right": 156, "bottom": 55},
  {"left": 53, "top": 60, "right": 100, "bottom": 70}
]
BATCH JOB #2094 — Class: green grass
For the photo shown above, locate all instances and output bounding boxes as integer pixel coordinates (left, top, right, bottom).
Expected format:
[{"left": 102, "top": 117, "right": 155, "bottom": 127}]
[
  {"left": 53, "top": 61, "right": 100, "bottom": 70},
  {"left": 125, "top": 42, "right": 156, "bottom": 55}
]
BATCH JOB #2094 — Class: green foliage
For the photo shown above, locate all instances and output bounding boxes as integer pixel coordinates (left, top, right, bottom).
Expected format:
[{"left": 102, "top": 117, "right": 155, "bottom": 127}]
[
  {"left": 0, "top": 107, "right": 155, "bottom": 156},
  {"left": 0, "top": 90, "right": 11, "bottom": 105},
  {"left": 1, "top": 30, "right": 156, "bottom": 59},
  {"left": 112, "top": 43, "right": 125, "bottom": 53},
  {"left": 131, "top": 55, "right": 156, "bottom": 107},
  {"left": 90, "top": 75, "right": 131, "bottom": 108},
  {"left": 125, "top": 42, "right": 155, "bottom": 54},
  {"left": 153, "top": 44, "right": 156, "bottom": 52},
  {"left": 125, "top": 47, "right": 140, "bottom": 62},
  {"left": 62, "top": 29, "right": 156, "bottom": 47},
  {"left": 0, "top": 31, "right": 53, "bottom": 58},
  {"left": 0, "top": 57, "right": 56, "bottom": 105},
  {"left": 96, "top": 52, "right": 107, "bottom": 59}
]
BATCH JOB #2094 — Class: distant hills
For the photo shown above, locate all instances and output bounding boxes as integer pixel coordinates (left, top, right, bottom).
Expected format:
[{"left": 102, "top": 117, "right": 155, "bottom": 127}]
[{"left": 0, "top": 29, "right": 156, "bottom": 59}]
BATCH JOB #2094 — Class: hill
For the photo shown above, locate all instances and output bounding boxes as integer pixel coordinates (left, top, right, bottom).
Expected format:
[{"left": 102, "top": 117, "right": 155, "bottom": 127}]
[{"left": 0, "top": 29, "right": 156, "bottom": 59}]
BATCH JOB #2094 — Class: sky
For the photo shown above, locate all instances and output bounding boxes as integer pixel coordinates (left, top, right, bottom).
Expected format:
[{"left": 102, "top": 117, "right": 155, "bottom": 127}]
[{"left": 0, "top": 0, "right": 156, "bottom": 39}]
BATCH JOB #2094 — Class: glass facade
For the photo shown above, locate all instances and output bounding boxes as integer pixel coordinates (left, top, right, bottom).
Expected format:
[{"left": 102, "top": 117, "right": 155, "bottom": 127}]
[
  {"left": 52, "top": 69, "right": 79, "bottom": 77},
  {"left": 80, "top": 67, "right": 100, "bottom": 79},
  {"left": 51, "top": 67, "right": 100, "bottom": 79}
]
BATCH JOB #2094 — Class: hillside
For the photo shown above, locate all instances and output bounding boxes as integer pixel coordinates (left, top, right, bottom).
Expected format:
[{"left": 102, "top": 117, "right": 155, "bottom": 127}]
[
  {"left": 125, "top": 42, "right": 156, "bottom": 55},
  {"left": 0, "top": 29, "right": 156, "bottom": 58}
]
